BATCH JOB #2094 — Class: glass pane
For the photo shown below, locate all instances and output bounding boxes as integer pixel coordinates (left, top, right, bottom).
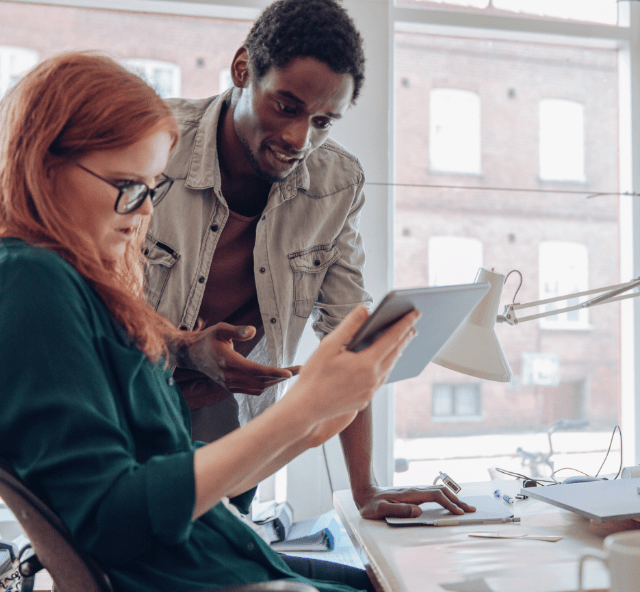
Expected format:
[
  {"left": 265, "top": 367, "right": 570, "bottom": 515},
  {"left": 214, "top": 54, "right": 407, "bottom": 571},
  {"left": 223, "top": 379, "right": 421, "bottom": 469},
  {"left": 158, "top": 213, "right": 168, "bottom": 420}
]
[
  {"left": 0, "top": 1, "right": 251, "bottom": 99},
  {"left": 394, "top": 29, "right": 621, "bottom": 485},
  {"left": 398, "top": 0, "right": 619, "bottom": 26},
  {"left": 455, "top": 384, "right": 480, "bottom": 416}
]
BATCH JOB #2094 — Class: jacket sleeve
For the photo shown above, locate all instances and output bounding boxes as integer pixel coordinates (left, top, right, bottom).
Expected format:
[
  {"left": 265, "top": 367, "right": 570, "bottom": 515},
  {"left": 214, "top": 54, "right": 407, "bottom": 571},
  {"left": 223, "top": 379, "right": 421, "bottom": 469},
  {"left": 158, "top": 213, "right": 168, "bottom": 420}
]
[
  {"left": 0, "top": 251, "right": 196, "bottom": 566},
  {"left": 311, "top": 172, "right": 373, "bottom": 338}
]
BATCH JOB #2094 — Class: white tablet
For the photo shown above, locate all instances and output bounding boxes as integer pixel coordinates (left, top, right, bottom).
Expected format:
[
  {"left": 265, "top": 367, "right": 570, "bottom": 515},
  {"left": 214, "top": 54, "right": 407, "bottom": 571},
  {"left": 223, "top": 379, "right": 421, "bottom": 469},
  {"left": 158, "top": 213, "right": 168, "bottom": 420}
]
[{"left": 347, "top": 283, "right": 490, "bottom": 383}]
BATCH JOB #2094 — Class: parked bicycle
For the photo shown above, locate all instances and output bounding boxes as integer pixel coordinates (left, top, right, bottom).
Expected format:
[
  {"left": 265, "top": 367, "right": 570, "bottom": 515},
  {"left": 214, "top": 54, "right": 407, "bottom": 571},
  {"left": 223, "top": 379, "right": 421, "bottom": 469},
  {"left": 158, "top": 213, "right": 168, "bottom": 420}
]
[{"left": 514, "top": 418, "right": 589, "bottom": 479}]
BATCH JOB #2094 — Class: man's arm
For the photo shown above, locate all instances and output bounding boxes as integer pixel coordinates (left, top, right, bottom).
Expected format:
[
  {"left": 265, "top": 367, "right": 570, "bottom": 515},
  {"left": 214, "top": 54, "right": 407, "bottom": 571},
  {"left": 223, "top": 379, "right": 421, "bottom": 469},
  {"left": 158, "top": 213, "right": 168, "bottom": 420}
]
[{"left": 339, "top": 404, "right": 476, "bottom": 519}]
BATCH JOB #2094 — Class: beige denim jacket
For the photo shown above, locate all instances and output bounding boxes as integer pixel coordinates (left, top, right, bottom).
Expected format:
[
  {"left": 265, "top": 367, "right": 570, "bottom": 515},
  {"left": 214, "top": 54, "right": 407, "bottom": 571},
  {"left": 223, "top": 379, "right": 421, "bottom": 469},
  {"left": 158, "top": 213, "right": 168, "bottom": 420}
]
[{"left": 144, "top": 91, "right": 372, "bottom": 421}]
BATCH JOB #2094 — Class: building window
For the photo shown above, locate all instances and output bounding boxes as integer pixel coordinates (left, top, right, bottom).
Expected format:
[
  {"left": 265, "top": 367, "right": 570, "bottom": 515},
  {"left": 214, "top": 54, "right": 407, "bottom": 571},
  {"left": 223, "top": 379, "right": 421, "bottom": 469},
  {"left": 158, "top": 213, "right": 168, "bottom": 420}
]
[
  {"left": 539, "top": 241, "right": 590, "bottom": 329},
  {"left": 429, "top": 89, "right": 481, "bottom": 175},
  {"left": 539, "top": 99, "right": 585, "bottom": 182},
  {"left": 428, "top": 236, "right": 483, "bottom": 287},
  {"left": 432, "top": 383, "right": 482, "bottom": 420},
  {"left": 121, "top": 59, "right": 181, "bottom": 98},
  {"left": 0, "top": 46, "right": 38, "bottom": 98}
]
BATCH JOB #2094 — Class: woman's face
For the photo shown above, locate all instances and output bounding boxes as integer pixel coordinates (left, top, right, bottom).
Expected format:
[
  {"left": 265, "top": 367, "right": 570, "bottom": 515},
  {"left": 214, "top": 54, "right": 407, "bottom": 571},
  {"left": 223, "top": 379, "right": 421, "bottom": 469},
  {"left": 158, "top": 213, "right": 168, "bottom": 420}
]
[{"left": 59, "top": 131, "right": 173, "bottom": 261}]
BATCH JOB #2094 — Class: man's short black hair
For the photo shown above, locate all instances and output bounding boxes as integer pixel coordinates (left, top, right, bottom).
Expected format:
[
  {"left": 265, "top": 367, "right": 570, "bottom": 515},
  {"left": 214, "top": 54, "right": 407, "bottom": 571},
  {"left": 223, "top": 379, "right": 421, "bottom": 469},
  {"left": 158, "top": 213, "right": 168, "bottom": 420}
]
[{"left": 244, "top": 0, "right": 365, "bottom": 102}]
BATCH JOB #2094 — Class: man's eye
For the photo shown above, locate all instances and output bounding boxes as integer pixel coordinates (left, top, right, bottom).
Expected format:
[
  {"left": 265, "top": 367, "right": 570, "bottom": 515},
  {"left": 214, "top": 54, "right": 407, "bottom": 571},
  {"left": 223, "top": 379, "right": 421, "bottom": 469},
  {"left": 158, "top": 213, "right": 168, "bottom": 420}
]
[
  {"left": 315, "top": 119, "right": 333, "bottom": 130},
  {"left": 278, "top": 101, "right": 297, "bottom": 115}
]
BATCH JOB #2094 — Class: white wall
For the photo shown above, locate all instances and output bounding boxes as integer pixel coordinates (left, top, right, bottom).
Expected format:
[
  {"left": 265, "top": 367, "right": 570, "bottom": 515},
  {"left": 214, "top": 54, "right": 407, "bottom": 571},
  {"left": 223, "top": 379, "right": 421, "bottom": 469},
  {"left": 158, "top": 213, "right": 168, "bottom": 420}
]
[{"left": 286, "top": 0, "right": 395, "bottom": 521}]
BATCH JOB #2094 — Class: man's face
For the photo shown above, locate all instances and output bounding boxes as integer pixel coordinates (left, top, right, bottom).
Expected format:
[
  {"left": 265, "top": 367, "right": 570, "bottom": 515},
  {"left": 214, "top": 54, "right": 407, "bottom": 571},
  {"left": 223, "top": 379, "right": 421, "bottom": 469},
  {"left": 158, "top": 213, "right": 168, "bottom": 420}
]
[{"left": 233, "top": 56, "right": 355, "bottom": 183}]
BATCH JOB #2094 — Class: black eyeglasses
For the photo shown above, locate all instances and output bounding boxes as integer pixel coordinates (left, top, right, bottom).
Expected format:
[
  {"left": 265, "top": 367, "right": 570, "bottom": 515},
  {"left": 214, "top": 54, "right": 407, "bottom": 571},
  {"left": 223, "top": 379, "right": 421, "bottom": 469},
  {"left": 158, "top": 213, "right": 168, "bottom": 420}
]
[{"left": 68, "top": 160, "right": 174, "bottom": 214}]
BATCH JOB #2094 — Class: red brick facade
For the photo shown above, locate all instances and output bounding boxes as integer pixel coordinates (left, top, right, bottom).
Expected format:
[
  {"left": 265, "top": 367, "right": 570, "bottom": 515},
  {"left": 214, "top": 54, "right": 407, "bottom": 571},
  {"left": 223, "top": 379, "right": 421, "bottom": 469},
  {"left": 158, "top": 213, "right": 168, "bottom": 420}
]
[{"left": 0, "top": 1, "right": 621, "bottom": 438}]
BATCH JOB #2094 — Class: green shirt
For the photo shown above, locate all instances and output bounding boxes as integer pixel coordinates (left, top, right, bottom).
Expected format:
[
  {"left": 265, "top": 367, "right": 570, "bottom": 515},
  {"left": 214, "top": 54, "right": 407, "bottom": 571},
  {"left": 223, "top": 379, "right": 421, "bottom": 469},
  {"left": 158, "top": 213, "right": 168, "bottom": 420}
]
[{"left": 0, "top": 239, "right": 362, "bottom": 592}]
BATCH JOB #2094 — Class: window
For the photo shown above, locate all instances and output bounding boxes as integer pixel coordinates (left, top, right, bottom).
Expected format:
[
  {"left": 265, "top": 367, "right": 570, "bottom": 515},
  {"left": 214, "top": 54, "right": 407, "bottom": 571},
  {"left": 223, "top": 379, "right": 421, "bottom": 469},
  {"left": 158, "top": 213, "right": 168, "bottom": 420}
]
[
  {"left": 432, "top": 383, "right": 482, "bottom": 420},
  {"left": 0, "top": 46, "right": 38, "bottom": 98},
  {"left": 121, "top": 59, "right": 181, "bottom": 98},
  {"left": 539, "top": 99, "right": 586, "bottom": 182},
  {"left": 429, "top": 89, "right": 481, "bottom": 175},
  {"left": 428, "top": 236, "right": 483, "bottom": 286},
  {"left": 538, "top": 241, "right": 590, "bottom": 329},
  {"left": 405, "top": 1, "right": 617, "bottom": 25},
  {"left": 394, "top": 11, "right": 622, "bottom": 484}
]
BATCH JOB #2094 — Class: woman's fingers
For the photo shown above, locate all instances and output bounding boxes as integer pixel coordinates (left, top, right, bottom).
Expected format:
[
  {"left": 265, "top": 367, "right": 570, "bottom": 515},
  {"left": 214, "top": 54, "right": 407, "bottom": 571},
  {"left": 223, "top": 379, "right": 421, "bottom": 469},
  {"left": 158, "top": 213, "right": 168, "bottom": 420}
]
[{"left": 361, "top": 310, "right": 421, "bottom": 362}]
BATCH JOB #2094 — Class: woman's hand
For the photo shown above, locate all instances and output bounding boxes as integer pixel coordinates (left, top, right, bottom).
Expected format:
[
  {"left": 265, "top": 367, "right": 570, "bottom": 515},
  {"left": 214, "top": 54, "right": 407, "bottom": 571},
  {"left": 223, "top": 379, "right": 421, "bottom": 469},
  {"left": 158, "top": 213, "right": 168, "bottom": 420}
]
[
  {"left": 289, "top": 304, "right": 420, "bottom": 442},
  {"left": 192, "top": 305, "right": 419, "bottom": 518}
]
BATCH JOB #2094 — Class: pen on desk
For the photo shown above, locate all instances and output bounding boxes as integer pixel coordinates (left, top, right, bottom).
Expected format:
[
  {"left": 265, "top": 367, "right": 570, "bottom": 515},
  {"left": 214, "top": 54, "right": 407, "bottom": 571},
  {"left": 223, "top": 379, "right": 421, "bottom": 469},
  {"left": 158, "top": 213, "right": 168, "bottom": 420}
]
[
  {"left": 432, "top": 517, "right": 521, "bottom": 527},
  {"left": 494, "top": 489, "right": 515, "bottom": 504}
]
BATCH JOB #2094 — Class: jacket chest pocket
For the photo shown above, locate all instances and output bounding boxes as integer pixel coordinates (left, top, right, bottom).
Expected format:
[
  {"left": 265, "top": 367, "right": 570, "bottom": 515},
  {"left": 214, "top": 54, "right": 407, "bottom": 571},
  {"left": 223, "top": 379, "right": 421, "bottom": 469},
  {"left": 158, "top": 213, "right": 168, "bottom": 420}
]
[
  {"left": 143, "top": 237, "right": 180, "bottom": 310},
  {"left": 289, "top": 243, "right": 341, "bottom": 318}
]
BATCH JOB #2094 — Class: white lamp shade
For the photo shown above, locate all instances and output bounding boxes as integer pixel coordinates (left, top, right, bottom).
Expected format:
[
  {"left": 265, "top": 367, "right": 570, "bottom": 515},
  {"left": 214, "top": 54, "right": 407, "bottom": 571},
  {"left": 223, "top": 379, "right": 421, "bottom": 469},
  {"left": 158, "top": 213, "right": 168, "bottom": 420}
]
[{"left": 433, "top": 268, "right": 513, "bottom": 382}]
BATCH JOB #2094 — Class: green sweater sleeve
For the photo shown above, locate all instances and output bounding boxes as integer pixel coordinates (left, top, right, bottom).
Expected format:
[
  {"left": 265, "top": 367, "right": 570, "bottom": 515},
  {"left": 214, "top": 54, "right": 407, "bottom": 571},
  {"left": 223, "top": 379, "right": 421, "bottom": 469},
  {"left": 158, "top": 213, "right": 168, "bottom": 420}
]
[{"left": 0, "top": 243, "right": 196, "bottom": 565}]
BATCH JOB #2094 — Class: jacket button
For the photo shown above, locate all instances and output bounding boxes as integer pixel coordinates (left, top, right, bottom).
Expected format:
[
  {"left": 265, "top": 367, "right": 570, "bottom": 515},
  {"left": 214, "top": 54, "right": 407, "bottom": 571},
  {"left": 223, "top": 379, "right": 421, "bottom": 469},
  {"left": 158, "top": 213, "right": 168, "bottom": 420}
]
[
  {"left": 314, "top": 259, "right": 321, "bottom": 267},
  {"left": 270, "top": 318, "right": 277, "bottom": 324},
  {"left": 211, "top": 225, "right": 219, "bottom": 232},
  {"left": 247, "top": 542, "right": 255, "bottom": 552},
  {"left": 180, "top": 325, "right": 188, "bottom": 331},
  {"left": 261, "top": 215, "right": 266, "bottom": 221},
  {"left": 167, "top": 377, "right": 175, "bottom": 386},
  {"left": 143, "top": 248, "right": 149, "bottom": 256},
  {"left": 198, "top": 276, "right": 205, "bottom": 283},
  {"left": 259, "top": 267, "right": 266, "bottom": 273}
]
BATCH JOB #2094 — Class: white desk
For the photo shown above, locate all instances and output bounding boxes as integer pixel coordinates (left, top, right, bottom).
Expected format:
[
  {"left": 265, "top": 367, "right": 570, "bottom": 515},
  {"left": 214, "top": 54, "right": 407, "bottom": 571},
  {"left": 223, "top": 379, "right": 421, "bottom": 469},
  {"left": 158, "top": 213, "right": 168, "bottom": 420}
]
[{"left": 333, "top": 480, "right": 637, "bottom": 592}]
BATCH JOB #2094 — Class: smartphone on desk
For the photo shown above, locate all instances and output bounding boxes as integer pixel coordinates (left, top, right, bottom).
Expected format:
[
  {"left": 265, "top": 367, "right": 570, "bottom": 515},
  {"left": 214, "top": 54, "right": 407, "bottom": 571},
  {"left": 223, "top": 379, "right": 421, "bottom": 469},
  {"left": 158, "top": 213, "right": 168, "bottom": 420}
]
[{"left": 346, "top": 284, "right": 489, "bottom": 384}]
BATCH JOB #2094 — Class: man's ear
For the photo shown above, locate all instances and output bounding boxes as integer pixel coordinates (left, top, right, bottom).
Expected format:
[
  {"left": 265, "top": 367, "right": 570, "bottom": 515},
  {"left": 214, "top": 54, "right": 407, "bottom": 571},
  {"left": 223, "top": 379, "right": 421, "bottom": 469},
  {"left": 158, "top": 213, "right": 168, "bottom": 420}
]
[{"left": 230, "top": 47, "right": 250, "bottom": 88}]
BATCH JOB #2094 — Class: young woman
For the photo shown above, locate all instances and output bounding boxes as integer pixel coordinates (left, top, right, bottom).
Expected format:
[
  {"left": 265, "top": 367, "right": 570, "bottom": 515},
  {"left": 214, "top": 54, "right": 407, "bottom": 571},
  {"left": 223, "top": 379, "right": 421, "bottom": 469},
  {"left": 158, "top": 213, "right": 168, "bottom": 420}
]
[{"left": 0, "top": 52, "right": 464, "bottom": 592}]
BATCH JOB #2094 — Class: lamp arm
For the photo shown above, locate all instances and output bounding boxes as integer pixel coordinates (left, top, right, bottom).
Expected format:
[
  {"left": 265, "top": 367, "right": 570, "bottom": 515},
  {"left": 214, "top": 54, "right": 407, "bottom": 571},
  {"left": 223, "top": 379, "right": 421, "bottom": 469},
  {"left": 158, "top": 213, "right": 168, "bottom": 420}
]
[{"left": 499, "top": 277, "right": 640, "bottom": 325}]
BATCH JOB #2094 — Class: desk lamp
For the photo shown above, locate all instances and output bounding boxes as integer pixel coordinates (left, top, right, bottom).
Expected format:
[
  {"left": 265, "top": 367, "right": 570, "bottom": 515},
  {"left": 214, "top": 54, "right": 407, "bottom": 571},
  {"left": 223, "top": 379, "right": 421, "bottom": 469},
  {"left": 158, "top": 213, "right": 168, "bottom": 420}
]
[{"left": 432, "top": 267, "right": 640, "bottom": 382}]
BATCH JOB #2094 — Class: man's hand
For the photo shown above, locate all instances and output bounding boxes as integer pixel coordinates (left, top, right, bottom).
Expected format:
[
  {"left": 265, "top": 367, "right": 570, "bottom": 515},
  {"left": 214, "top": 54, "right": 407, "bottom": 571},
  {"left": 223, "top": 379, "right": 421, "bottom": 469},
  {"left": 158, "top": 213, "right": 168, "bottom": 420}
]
[
  {"left": 177, "top": 323, "right": 300, "bottom": 395},
  {"left": 353, "top": 485, "right": 476, "bottom": 520}
]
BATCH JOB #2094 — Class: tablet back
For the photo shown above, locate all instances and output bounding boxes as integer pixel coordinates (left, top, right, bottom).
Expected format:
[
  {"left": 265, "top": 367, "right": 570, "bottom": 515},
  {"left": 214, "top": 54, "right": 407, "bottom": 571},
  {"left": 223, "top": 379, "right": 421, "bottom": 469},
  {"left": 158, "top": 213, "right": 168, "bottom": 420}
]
[
  {"left": 522, "top": 478, "right": 640, "bottom": 522},
  {"left": 382, "top": 283, "right": 490, "bottom": 383}
]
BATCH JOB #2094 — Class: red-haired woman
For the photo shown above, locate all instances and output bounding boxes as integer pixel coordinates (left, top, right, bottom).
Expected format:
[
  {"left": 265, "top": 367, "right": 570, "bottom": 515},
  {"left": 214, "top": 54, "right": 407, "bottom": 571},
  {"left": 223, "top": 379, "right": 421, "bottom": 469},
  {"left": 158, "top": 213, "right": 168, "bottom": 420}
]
[{"left": 0, "top": 52, "right": 425, "bottom": 592}]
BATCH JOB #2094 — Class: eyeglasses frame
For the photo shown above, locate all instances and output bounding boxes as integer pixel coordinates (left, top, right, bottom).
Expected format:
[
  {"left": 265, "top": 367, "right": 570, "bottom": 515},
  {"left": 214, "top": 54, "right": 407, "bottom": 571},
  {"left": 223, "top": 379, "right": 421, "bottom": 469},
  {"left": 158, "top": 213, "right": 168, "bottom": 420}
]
[{"left": 67, "top": 159, "right": 174, "bottom": 215}]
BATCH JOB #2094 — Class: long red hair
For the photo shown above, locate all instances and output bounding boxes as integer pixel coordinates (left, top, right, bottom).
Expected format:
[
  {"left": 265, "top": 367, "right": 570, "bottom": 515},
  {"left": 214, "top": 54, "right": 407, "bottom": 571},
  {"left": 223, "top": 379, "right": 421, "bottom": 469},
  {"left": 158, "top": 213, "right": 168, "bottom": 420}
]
[{"left": 0, "top": 51, "right": 192, "bottom": 362}]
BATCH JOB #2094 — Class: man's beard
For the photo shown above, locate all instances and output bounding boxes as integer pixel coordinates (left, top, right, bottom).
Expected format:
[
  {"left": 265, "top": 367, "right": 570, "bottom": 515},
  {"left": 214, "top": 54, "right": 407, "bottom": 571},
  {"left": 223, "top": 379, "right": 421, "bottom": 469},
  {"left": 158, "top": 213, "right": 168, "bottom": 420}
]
[{"left": 239, "top": 135, "right": 299, "bottom": 184}]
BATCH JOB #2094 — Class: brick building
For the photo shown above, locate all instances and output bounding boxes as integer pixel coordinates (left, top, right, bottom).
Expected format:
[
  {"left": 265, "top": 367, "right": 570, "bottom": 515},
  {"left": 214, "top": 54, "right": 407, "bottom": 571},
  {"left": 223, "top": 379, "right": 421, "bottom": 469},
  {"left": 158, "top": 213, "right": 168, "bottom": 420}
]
[
  {"left": 394, "top": 31, "right": 620, "bottom": 436},
  {"left": 0, "top": 0, "right": 622, "bottom": 439}
]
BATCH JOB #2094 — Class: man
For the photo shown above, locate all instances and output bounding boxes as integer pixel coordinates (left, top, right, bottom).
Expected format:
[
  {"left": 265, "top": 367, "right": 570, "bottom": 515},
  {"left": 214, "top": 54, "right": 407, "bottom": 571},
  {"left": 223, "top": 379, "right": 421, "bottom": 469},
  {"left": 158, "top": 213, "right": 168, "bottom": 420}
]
[{"left": 145, "top": 0, "right": 472, "bottom": 521}]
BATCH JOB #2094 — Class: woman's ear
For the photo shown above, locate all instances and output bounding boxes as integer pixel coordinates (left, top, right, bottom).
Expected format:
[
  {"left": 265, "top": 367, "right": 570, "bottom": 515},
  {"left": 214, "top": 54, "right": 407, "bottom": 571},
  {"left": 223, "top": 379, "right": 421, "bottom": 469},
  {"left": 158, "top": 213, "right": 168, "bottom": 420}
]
[{"left": 230, "top": 47, "right": 250, "bottom": 88}]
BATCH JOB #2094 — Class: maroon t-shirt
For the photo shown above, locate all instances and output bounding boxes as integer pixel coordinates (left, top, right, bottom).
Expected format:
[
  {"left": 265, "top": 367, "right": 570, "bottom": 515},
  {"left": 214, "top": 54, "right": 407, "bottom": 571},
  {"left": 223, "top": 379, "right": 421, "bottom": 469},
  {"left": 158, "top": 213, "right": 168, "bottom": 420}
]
[{"left": 173, "top": 210, "right": 264, "bottom": 409}]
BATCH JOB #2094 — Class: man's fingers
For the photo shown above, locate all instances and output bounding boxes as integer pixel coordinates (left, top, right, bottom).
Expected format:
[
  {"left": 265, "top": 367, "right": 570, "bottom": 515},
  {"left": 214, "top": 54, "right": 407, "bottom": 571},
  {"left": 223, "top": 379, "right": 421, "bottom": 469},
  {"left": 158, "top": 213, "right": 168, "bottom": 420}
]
[
  {"left": 438, "top": 487, "right": 476, "bottom": 513},
  {"left": 212, "top": 323, "right": 257, "bottom": 342},
  {"left": 362, "top": 501, "right": 422, "bottom": 520}
]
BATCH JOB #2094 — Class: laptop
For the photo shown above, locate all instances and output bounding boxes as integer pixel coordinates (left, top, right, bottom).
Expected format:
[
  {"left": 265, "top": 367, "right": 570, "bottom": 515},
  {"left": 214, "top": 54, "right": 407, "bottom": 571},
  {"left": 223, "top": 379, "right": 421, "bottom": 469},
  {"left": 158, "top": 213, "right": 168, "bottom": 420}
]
[
  {"left": 522, "top": 478, "right": 640, "bottom": 522},
  {"left": 348, "top": 283, "right": 490, "bottom": 384}
]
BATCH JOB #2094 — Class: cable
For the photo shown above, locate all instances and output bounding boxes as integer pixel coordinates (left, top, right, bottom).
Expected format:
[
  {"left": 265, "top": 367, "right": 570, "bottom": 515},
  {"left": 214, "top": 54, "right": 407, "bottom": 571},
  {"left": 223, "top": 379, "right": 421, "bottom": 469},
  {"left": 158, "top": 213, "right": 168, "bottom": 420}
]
[
  {"left": 492, "top": 467, "right": 556, "bottom": 486},
  {"left": 550, "top": 467, "right": 591, "bottom": 480},
  {"left": 595, "top": 425, "right": 622, "bottom": 479},
  {"left": 321, "top": 443, "right": 335, "bottom": 496},
  {"left": 366, "top": 181, "right": 638, "bottom": 199}
]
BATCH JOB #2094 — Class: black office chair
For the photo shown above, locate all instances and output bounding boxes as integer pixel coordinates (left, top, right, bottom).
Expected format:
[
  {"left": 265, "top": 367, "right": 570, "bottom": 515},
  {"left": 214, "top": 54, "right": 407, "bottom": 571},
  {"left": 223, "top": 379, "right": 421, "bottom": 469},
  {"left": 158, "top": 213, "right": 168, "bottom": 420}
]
[{"left": 0, "top": 464, "right": 317, "bottom": 592}]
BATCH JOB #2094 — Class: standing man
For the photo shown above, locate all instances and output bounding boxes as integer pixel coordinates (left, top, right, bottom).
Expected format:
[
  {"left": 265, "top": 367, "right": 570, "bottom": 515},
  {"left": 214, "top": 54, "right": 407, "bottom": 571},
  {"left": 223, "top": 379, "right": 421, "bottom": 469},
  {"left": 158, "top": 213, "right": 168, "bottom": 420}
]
[{"left": 145, "top": 0, "right": 472, "bottom": 521}]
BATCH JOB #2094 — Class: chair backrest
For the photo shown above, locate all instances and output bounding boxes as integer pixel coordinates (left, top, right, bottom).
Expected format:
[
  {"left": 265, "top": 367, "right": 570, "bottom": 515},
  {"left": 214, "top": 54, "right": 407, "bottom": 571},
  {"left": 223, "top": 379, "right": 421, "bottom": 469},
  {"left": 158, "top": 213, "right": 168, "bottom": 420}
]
[{"left": 0, "top": 463, "right": 113, "bottom": 592}]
